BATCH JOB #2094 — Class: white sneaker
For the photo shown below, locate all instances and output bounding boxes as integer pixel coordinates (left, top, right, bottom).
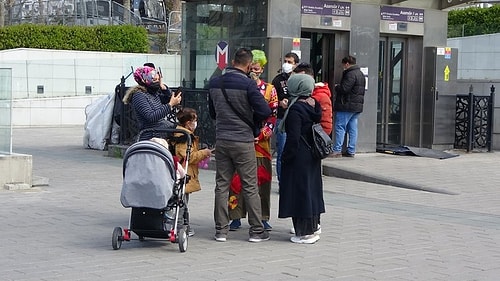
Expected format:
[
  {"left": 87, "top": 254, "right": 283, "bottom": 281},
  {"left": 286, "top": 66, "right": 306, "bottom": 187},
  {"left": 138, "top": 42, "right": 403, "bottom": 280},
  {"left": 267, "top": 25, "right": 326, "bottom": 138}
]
[
  {"left": 290, "top": 234, "right": 320, "bottom": 244},
  {"left": 315, "top": 224, "right": 321, "bottom": 235},
  {"left": 290, "top": 224, "right": 321, "bottom": 235}
]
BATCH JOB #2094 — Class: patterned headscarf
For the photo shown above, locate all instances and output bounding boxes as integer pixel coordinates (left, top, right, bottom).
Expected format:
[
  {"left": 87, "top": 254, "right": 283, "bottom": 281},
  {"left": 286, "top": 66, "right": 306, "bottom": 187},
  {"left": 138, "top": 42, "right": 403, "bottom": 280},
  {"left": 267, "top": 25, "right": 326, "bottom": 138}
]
[
  {"left": 278, "top": 73, "right": 315, "bottom": 132},
  {"left": 133, "top": 66, "right": 157, "bottom": 87}
]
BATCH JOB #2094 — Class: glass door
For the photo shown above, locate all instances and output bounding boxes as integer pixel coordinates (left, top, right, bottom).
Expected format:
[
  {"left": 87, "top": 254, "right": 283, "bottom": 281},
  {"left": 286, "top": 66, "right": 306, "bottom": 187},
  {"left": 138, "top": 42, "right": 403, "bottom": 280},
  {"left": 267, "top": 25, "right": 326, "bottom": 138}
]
[
  {"left": 377, "top": 37, "right": 406, "bottom": 145},
  {"left": 301, "top": 32, "right": 336, "bottom": 85}
]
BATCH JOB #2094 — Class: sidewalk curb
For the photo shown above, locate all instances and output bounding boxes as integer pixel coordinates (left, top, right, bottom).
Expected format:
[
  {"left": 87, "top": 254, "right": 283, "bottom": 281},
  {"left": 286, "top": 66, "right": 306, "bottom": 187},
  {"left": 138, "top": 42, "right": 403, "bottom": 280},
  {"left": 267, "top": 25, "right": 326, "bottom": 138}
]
[{"left": 322, "top": 164, "right": 459, "bottom": 195}]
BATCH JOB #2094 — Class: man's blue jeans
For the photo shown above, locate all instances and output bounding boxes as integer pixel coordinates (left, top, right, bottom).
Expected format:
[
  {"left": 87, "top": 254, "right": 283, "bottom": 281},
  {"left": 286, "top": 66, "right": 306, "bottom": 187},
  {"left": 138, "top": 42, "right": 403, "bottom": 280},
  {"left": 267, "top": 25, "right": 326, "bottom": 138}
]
[
  {"left": 274, "top": 118, "right": 286, "bottom": 182},
  {"left": 333, "top": 112, "right": 360, "bottom": 155}
]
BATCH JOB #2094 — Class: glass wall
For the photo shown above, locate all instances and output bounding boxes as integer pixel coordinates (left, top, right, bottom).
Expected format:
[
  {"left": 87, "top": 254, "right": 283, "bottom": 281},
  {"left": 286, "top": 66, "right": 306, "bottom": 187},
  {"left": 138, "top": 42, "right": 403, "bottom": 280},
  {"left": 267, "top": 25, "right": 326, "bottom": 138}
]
[
  {"left": 182, "top": 1, "right": 268, "bottom": 88},
  {"left": 0, "top": 68, "right": 13, "bottom": 154}
]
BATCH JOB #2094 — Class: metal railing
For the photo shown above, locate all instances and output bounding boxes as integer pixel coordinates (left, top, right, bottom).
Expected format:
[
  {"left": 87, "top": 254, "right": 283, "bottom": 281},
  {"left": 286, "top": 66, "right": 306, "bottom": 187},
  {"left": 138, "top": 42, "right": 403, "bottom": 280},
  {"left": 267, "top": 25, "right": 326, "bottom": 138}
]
[
  {"left": 166, "top": 10, "right": 181, "bottom": 53},
  {"left": 455, "top": 85, "right": 495, "bottom": 152},
  {"left": 5, "top": 0, "right": 141, "bottom": 26},
  {"left": 112, "top": 78, "right": 215, "bottom": 148}
]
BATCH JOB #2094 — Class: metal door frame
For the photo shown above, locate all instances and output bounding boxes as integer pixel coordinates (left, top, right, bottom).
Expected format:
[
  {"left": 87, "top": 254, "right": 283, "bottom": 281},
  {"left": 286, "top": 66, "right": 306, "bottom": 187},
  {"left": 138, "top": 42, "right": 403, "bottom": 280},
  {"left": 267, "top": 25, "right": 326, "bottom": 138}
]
[
  {"left": 377, "top": 36, "right": 407, "bottom": 146},
  {"left": 301, "top": 31, "right": 337, "bottom": 86}
]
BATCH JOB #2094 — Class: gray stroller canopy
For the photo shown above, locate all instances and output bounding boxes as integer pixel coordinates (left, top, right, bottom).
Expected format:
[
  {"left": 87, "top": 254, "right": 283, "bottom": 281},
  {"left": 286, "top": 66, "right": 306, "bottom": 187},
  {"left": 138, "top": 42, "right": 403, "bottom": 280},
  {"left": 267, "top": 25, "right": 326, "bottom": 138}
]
[{"left": 120, "top": 140, "right": 176, "bottom": 209}]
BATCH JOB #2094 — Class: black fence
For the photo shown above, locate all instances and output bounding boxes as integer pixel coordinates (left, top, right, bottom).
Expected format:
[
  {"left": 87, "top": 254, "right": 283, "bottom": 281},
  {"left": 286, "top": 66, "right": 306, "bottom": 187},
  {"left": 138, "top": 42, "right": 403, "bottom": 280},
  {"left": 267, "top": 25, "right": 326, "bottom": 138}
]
[
  {"left": 455, "top": 85, "right": 495, "bottom": 152},
  {"left": 178, "top": 88, "right": 215, "bottom": 148},
  {"left": 111, "top": 78, "right": 215, "bottom": 148}
]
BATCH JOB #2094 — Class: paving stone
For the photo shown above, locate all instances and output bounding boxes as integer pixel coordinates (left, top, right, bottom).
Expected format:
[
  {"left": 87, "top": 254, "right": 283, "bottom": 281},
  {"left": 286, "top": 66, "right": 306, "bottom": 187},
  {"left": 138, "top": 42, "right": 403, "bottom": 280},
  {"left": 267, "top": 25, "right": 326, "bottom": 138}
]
[{"left": 3, "top": 126, "right": 500, "bottom": 280}]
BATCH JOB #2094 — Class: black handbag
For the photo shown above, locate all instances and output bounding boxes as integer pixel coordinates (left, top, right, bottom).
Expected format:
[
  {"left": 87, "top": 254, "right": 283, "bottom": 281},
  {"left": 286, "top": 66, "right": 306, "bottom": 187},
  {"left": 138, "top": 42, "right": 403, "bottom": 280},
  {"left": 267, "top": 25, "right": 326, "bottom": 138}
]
[{"left": 301, "top": 123, "right": 333, "bottom": 159}]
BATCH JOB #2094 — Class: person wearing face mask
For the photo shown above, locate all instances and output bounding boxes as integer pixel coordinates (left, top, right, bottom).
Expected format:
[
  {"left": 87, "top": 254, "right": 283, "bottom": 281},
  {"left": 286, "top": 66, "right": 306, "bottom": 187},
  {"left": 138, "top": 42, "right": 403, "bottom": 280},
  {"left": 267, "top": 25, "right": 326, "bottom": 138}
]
[
  {"left": 173, "top": 107, "right": 212, "bottom": 237},
  {"left": 271, "top": 52, "right": 299, "bottom": 184},
  {"left": 208, "top": 47, "right": 272, "bottom": 243},
  {"left": 122, "top": 65, "right": 182, "bottom": 141},
  {"left": 228, "top": 50, "right": 278, "bottom": 232},
  {"left": 143, "top": 62, "right": 181, "bottom": 125}
]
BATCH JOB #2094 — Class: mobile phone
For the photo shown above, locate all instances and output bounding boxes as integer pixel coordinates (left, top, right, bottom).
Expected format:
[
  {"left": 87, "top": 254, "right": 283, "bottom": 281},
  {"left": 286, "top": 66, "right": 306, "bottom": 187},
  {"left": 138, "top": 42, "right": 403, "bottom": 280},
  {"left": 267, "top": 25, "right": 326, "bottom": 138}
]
[
  {"left": 158, "top": 67, "right": 163, "bottom": 78},
  {"left": 174, "top": 87, "right": 183, "bottom": 97}
]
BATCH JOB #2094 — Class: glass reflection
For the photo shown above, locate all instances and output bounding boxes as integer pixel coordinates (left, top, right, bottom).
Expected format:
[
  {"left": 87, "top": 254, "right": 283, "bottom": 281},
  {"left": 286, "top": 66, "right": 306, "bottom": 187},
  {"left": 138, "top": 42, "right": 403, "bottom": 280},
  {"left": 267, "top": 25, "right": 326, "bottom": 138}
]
[{"left": 0, "top": 68, "right": 13, "bottom": 154}]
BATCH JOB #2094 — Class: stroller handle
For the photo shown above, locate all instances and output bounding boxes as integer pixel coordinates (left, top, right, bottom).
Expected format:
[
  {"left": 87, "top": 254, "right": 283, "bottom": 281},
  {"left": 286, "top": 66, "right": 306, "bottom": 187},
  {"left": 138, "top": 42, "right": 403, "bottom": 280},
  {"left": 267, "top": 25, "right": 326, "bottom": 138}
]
[{"left": 136, "top": 128, "right": 193, "bottom": 147}]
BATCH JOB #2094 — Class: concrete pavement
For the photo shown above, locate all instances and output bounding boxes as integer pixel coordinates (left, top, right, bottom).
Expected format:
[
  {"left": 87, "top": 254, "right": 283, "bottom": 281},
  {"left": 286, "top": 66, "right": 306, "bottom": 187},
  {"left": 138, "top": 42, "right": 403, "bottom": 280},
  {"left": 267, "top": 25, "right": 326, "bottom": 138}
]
[{"left": 2, "top": 126, "right": 500, "bottom": 280}]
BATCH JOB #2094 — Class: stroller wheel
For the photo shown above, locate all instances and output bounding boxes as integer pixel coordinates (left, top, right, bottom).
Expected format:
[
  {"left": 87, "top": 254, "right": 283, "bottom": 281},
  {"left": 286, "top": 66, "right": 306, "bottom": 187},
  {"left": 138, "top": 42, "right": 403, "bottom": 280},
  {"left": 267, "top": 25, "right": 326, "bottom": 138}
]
[
  {"left": 177, "top": 227, "right": 188, "bottom": 253},
  {"left": 112, "top": 227, "right": 123, "bottom": 250}
]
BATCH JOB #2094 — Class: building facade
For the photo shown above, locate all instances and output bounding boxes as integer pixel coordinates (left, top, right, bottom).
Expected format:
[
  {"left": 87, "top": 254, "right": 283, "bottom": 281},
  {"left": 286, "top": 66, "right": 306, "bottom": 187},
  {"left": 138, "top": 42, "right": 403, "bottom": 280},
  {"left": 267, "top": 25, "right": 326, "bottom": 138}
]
[{"left": 180, "top": 0, "right": 473, "bottom": 152}]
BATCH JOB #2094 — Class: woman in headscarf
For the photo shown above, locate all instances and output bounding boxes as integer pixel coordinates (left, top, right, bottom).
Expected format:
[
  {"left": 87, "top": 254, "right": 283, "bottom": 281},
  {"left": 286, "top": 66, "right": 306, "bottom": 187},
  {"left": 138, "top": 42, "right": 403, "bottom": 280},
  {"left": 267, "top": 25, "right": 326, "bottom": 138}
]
[
  {"left": 278, "top": 73, "right": 325, "bottom": 244},
  {"left": 123, "top": 66, "right": 182, "bottom": 141}
]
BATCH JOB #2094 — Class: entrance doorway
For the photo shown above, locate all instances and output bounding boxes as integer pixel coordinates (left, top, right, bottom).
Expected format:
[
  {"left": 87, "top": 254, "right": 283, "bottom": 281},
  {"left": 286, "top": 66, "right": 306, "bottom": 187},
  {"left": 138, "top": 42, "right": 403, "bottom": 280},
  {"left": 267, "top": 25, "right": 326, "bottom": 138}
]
[
  {"left": 301, "top": 32, "right": 335, "bottom": 85},
  {"left": 377, "top": 37, "right": 406, "bottom": 145}
]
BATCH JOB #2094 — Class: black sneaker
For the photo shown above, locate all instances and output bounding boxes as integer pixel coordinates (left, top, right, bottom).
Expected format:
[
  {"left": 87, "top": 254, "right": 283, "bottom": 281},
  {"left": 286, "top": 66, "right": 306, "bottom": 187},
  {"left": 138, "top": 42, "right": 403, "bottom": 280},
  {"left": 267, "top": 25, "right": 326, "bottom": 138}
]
[
  {"left": 248, "top": 231, "right": 270, "bottom": 242},
  {"left": 187, "top": 226, "right": 195, "bottom": 237},
  {"left": 214, "top": 233, "right": 227, "bottom": 242}
]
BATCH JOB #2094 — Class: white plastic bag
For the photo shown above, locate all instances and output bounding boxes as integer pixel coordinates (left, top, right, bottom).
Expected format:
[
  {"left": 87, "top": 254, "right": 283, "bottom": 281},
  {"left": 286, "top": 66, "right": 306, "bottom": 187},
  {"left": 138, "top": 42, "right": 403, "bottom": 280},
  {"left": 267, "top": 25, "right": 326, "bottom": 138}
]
[{"left": 83, "top": 93, "right": 115, "bottom": 150}]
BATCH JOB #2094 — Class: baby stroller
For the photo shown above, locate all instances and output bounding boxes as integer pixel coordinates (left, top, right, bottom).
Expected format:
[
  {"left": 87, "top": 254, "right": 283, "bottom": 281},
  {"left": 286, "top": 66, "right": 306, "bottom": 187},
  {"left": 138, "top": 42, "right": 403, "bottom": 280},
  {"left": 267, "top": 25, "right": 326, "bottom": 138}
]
[{"left": 112, "top": 128, "right": 192, "bottom": 252}]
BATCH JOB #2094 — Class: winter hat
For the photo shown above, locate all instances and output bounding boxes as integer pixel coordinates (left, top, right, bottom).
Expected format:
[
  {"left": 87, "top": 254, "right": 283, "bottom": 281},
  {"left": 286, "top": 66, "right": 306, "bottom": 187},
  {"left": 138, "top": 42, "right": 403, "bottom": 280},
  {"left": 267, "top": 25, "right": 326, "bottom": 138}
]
[{"left": 133, "top": 66, "right": 157, "bottom": 87}]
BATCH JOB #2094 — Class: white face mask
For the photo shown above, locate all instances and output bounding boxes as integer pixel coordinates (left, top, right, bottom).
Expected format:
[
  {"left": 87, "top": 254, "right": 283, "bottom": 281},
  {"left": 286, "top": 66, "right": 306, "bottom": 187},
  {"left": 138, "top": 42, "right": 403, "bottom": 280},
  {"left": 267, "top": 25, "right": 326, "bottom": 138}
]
[
  {"left": 282, "top": 62, "right": 294, "bottom": 74},
  {"left": 191, "top": 121, "right": 197, "bottom": 131}
]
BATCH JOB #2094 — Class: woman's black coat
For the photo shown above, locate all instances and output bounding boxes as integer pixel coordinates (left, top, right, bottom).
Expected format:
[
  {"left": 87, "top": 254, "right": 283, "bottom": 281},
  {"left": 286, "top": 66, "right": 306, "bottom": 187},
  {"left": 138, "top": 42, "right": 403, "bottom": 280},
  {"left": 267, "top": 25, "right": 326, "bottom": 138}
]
[{"left": 278, "top": 97, "right": 325, "bottom": 219}]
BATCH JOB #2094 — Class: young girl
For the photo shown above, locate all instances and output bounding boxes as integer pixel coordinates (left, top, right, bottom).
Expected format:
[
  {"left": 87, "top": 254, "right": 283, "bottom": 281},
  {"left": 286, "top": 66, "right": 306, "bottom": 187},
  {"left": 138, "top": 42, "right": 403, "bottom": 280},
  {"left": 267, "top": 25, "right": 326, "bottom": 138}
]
[{"left": 173, "top": 107, "right": 212, "bottom": 237}]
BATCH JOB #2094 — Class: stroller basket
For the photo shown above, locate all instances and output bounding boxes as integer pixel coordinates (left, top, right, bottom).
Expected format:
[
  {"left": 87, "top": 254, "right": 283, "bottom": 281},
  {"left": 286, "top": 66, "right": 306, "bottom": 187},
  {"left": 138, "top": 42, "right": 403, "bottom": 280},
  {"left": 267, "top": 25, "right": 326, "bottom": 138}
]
[{"left": 130, "top": 207, "right": 171, "bottom": 239}]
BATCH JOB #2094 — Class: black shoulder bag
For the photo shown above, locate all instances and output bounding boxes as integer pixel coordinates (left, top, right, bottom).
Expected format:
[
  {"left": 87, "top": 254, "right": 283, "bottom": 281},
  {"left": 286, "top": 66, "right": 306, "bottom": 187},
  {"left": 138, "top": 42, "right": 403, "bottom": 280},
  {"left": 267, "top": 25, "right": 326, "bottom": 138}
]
[
  {"left": 219, "top": 78, "right": 261, "bottom": 137},
  {"left": 298, "top": 99, "right": 333, "bottom": 159}
]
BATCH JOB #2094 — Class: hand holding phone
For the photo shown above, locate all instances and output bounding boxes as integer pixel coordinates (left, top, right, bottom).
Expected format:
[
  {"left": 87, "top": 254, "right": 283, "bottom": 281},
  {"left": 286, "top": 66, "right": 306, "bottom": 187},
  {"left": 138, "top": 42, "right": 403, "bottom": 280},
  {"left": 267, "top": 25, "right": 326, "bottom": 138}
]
[
  {"left": 174, "top": 87, "right": 183, "bottom": 97},
  {"left": 169, "top": 88, "right": 182, "bottom": 107}
]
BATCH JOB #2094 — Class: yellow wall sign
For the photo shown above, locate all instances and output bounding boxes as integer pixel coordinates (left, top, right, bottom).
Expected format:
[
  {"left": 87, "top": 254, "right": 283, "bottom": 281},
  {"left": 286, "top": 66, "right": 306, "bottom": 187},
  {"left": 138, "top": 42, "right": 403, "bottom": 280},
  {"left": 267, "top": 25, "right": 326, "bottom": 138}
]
[
  {"left": 444, "top": 65, "right": 450, "bottom": 82},
  {"left": 292, "top": 38, "right": 301, "bottom": 50}
]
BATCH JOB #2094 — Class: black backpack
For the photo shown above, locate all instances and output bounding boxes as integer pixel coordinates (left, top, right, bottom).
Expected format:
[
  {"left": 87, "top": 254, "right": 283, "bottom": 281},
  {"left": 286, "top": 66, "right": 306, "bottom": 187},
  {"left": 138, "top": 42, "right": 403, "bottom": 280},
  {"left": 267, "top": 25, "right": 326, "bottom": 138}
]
[{"left": 302, "top": 123, "right": 333, "bottom": 159}]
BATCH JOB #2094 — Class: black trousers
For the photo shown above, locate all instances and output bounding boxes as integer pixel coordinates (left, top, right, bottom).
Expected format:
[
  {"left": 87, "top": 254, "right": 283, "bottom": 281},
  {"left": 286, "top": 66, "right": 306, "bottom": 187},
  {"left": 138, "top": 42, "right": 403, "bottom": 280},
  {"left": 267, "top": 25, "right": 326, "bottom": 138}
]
[{"left": 292, "top": 215, "right": 320, "bottom": 237}]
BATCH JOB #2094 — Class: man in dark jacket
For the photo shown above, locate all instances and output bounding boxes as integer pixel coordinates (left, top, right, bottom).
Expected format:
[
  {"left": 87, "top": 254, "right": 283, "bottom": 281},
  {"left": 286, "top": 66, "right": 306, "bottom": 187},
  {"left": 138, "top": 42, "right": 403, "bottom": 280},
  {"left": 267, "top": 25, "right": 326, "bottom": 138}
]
[
  {"left": 271, "top": 52, "right": 299, "bottom": 182},
  {"left": 208, "top": 47, "right": 272, "bottom": 243},
  {"left": 332, "top": 55, "right": 366, "bottom": 157}
]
